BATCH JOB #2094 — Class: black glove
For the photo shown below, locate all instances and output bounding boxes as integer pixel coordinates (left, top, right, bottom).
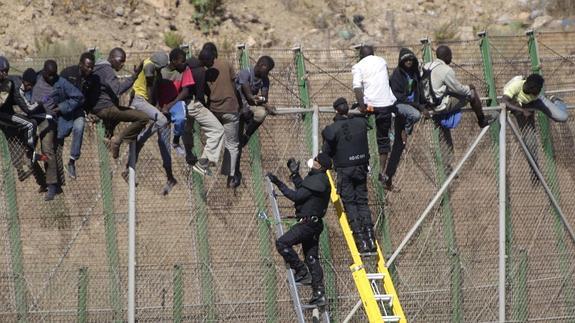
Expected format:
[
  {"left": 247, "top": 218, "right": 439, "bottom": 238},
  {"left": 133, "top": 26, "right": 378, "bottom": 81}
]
[
  {"left": 266, "top": 172, "right": 280, "bottom": 185},
  {"left": 287, "top": 158, "right": 300, "bottom": 175}
]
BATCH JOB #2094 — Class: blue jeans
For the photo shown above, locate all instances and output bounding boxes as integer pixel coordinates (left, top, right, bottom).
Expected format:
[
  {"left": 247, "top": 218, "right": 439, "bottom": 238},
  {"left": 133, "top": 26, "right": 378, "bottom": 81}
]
[
  {"left": 132, "top": 95, "right": 172, "bottom": 174},
  {"left": 69, "top": 116, "right": 85, "bottom": 160},
  {"left": 395, "top": 103, "right": 421, "bottom": 135}
]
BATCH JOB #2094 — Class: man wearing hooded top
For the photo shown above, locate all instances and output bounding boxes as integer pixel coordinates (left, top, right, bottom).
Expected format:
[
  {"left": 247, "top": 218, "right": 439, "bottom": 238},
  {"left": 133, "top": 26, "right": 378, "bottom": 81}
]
[
  {"left": 267, "top": 153, "right": 332, "bottom": 307},
  {"left": 384, "top": 48, "right": 424, "bottom": 191},
  {"left": 32, "top": 60, "right": 85, "bottom": 200},
  {"left": 322, "top": 97, "right": 376, "bottom": 255},
  {"left": 92, "top": 47, "right": 148, "bottom": 159}
]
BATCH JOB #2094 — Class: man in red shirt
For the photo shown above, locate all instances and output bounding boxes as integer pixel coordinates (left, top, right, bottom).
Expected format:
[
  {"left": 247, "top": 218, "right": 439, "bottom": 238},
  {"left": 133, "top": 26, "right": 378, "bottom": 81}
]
[{"left": 159, "top": 48, "right": 223, "bottom": 176}]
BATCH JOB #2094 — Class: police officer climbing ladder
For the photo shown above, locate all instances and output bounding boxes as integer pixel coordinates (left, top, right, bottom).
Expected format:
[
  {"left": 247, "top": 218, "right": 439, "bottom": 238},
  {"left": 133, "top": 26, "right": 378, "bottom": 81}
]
[{"left": 322, "top": 97, "right": 376, "bottom": 254}]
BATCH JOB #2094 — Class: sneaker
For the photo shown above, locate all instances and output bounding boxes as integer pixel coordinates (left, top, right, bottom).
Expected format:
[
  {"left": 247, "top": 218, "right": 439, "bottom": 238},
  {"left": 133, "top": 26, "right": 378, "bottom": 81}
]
[
  {"left": 227, "top": 172, "right": 242, "bottom": 189},
  {"left": 66, "top": 162, "right": 77, "bottom": 180},
  {"left": 478, "top": 112, "right": 499, "bottom": 128},
  {"left": 186, "top": 153, "right": 198, "bottom": 166},
  {"left": 38, "top": 185, "right": 48, "bottom": 193},
  {"left": 173, "top": 144, "right": 186, "bottom": 157},
  {"left": 32, "top": 151, "right": 49, "bottom": 163},
  {"left": 309, "top": 290, "right": 327, "bottom": 307},
  {"left": 161, "top": 178, "right": 177, "bottom": 196},
  {"left": 192, "top": 159, "right": 212, "bottom": 176},
  {"left": 294, "top": 268, "right": 312, "bottom": 285}
]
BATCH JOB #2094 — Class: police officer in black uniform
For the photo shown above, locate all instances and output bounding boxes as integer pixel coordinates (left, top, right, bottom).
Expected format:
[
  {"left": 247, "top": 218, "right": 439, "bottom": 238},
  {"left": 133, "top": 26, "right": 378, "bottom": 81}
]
[
  {"left": 322, "top": 97, "right": 376, "bottom": 254},
  {"left": 267, "top": 152, "right": 332, "bottom": 306}
]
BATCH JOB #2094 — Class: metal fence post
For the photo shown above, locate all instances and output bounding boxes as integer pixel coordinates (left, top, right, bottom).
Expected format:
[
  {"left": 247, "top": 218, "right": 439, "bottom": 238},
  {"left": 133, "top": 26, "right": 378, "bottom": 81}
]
[
  {"left": 498, "top": 107, "right": 507, "bottom": 323},
  {"left": 422, "top": 38, "right": 462, "bottom": 323},
  {"left": 173, "top": 264, "right": 183, "bottom": 323},
  {"left": 0, "top": 133, "right": 28, "bottom": 322},
  {"left": 127, "top": 142, "right": 136, "bottom": 323},
  {"left": 77, "top": 266, "right": 88, "bottom": 323},
  {"left": 238, "top": 44, "right": 278, "bottom": 323},
  {"left": 478, "top": 31, "right": 516, "bottom": 321},
  {"left": 527, "top": 30, "right": 575, "bottom": 316},
  {"left": 293, "top": 46, "right": 338, "bottom": 321}
]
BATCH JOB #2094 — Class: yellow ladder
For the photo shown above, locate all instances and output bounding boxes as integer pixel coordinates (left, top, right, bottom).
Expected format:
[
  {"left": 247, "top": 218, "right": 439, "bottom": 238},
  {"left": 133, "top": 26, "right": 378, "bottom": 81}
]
[{"left": 327, "top": 171, "right": 407, "bottom": 323}]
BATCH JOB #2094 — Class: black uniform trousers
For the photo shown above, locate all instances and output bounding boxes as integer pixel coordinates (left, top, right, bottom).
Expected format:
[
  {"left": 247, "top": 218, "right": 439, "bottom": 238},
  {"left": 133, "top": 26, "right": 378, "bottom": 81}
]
[
  {"left": 336, "top": 164, "right": 372, "bottom": 234},
  {"left": 275, "top": 218, "right": 324, "bottom": 291}
]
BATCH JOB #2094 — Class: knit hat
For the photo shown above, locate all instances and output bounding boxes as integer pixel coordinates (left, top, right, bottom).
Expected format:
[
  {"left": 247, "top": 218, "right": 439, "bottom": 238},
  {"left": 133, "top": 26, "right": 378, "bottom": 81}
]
[
  {"left": 315, "top": 152, "right": 332, "bottom": 170},
  {"left": 0, "top": 56, "right": 9, "bottom": 71},
  {"left": 150, "top": 51, "right": 169, "bottom": 69},
  {"left": 22, "top": 68, "right": 37, "bottom": 84}
]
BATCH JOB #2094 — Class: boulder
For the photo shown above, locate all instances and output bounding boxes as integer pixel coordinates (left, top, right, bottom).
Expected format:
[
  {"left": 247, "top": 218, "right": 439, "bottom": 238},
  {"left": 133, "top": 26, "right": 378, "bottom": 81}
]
[
  {"left": 532, "top": 15, "right": 553, "bottom": 29},
  {"left": 115, "top": 6, "right": 125, "bottom": 17}
]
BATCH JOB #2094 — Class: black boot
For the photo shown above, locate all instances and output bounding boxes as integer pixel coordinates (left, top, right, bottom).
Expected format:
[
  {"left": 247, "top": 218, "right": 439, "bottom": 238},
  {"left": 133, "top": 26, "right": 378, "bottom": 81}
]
[
  {"left": 353, "top": 232, "right": 370, "bottom": 254},
  {"left": 309, "top": 289, "right": 326, "bottom": 306},
  {"left": 294, "top": 266, "right": 312, "bottom": 285},
  {"left": 364, "top": 227, "right": 377, "bottom": 253}
]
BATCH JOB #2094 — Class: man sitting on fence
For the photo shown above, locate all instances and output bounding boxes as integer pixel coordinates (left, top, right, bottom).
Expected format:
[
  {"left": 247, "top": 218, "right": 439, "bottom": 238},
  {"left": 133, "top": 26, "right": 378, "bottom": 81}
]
[
  {"left": 267, "top": 153, "right": 332, "bottom": 307},
  {"left": 92, "top": 48, "right": 149, "bottom": 159},
  {"left": 0, "top": 57, "right": 44, "bottom": 166},
  {"left": 30, "top": 60, "right": 85, "bottom": 200},
  {"left": 352, "top": 45, "right": 421, "bottom": 186},
  {"left": 126, "top": 51, "right": 178, "bottom": 195},
  {"left": 200, "top": 43, "right": 242, "bottom": 188},
  {"left": 385, "top": 48, "right": 425, "bottom": 191},
  {"left": 160, "top": 48, "right": 224, "bottom": 176},
  {"left": 59, "top": 52, "right": 98, "bottom": 180},
  {"left": 236, "top": 55, "right": 276, "bottom": 147}
]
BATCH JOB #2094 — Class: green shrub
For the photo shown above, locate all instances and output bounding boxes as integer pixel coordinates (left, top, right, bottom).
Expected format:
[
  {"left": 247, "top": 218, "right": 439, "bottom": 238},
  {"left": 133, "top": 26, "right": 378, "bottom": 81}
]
[
  {"left": 34, "top": 36, "right": 86, "bottom": 58},
  {"left": 164, "top": 31, "right": 184, "bottom": 49}
]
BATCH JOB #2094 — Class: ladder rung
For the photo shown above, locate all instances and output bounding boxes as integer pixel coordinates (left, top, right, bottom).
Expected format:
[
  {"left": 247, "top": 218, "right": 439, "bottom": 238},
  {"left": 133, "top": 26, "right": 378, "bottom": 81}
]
[
  {"left": 301, "top": 304, "right": 318, "bottom": 310},
  {"left": 382, "top": 316, "right": 401, "bottom": 322},
  {"left": 374, "top": 294, "right": 393, "bottom": 303},
  {"left": 366, "top": 273, "right": 384, "bottom": 280}
]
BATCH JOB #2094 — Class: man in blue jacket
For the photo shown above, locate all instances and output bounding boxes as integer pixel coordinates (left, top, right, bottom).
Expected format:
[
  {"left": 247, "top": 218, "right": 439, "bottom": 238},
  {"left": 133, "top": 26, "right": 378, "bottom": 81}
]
[{"left": 32, "top": 60, "right": 84, "bottom": 200}]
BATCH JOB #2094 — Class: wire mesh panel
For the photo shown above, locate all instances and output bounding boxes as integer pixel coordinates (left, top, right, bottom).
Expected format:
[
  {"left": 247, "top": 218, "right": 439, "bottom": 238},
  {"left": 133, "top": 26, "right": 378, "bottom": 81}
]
[{"left": 0, "top": 34, "right": 575, "bottom": 322}]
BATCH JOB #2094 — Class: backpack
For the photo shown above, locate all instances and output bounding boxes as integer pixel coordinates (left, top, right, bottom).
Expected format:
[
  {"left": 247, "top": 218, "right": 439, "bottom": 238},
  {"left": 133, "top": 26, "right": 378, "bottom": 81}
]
[{"left": 421, "top": 63, "right": 444, "bottom": 108}]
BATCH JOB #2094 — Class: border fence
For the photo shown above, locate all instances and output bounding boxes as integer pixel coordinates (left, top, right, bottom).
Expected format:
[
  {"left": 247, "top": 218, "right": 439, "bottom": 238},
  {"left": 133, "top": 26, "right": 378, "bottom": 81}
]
[{"left": 1, "top": 31, "right": 575, "bottom": 322}]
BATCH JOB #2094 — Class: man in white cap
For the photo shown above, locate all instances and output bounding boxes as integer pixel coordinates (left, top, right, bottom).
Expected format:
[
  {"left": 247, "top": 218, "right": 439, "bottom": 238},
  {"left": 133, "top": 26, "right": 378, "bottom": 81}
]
[{"left": 126, "top": 51, "right": 177, "bottom": 195}]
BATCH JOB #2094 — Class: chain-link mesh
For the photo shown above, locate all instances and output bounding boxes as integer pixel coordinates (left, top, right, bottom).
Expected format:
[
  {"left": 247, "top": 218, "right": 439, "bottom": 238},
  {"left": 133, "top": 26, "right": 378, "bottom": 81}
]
[{"left": 1, "top": 33, "right": 575, "bottom": 322}]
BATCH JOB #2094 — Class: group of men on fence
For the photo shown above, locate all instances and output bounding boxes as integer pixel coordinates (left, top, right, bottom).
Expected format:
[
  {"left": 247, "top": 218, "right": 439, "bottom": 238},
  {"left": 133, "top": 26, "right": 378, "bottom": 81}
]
[
  {"left": 0, "top": 42, "right": 567, "bottom": 305},
  {"left": 0, "top": 43, "right": 276, "bottom": 200},
  {"left": 267, "top": 44, "right": 567, "bottom": 306}
]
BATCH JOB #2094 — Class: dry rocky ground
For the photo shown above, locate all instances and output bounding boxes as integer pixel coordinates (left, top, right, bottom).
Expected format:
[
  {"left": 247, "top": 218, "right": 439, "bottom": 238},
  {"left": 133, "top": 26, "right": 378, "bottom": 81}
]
[{"left": 0, "top": 0, "right": 574, "bottom": 58}]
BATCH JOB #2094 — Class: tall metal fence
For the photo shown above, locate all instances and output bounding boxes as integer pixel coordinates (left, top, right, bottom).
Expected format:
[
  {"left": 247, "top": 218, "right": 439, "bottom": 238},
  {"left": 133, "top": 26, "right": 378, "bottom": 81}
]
[{"left": 1, "top": 31, "right": 575, "bottom": 322}]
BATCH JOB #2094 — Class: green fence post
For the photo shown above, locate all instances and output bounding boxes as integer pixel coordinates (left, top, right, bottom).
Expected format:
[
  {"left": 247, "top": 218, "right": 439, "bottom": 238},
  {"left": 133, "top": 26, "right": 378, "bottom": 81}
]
[
  {"left": 0, "top": 133, "right": 28, "bottom": 322},
  {"left": 238, "top": 44, "right": 278, "bottom": 322},
  {"left": 527, "top": 30, "right": 575, "bottom": 317},
  {"left": 293, "top": 46, "right": 338, "bottom": 321},
  {"left": 173, "top": 264, "right": 183, "bottom": 323},
  {"left": 77, "top": 267, "right": 88, "bottom": 323},
  {"left": 422, "top": 38, "right": 463, "bottom": 323},
  {"left": 181, "top": 44, "right": 217, "bottom": 321},
  {"left": 92, "top": 49, "right": 123, "bottom": 322}
]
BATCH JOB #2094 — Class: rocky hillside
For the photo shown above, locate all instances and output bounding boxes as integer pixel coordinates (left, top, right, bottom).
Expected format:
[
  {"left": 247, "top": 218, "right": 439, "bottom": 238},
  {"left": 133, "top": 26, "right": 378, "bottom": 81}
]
[{"left": 0, "top": 0, "right": 574, "bottom": 58}]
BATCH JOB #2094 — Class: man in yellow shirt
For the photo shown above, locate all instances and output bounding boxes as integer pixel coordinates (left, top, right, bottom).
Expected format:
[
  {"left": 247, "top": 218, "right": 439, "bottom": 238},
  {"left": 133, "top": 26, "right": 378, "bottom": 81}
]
[
  {"left": 128, "top": 51, "right": 177, "bottom": 195},
  {"left": 502, "top": 74, "right": 568, "bottom": 184}
]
